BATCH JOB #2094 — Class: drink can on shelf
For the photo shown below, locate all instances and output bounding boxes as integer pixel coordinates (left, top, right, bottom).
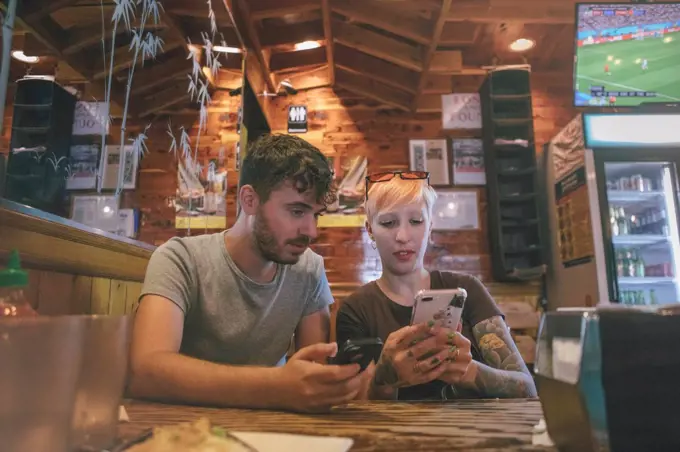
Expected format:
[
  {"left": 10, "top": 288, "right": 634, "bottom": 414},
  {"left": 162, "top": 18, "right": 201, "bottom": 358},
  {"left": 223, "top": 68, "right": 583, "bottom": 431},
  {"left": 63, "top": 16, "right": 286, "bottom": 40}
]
[{"left": 631, "top": 174, "right": 644, "bottom": 191}]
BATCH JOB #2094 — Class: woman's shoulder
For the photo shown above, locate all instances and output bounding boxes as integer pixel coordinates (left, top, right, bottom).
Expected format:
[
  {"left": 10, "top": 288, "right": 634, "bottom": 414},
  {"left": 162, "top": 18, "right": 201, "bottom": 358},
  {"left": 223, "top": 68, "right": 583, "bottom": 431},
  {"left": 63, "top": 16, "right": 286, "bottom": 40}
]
[
  {"left": 433, "top": 270, "right": 486, "bottom": 291},
  {"left": 341, "top": 281, "right": 381, "bottom": 310}
]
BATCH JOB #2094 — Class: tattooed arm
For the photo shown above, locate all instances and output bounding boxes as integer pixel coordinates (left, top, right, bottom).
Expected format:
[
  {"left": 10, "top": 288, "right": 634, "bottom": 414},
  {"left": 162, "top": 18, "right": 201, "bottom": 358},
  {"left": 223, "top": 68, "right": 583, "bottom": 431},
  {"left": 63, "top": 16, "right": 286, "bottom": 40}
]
[{"left": 457, "top": 316, "right": 537, "bottom": 398}]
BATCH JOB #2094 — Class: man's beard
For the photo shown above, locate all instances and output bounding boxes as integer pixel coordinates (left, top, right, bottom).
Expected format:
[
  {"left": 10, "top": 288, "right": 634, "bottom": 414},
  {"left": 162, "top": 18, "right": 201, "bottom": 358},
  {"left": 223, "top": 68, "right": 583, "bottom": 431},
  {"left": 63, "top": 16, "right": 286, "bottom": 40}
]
[{"left": 253, "top": 210, "right": 310, "bottom": 265}]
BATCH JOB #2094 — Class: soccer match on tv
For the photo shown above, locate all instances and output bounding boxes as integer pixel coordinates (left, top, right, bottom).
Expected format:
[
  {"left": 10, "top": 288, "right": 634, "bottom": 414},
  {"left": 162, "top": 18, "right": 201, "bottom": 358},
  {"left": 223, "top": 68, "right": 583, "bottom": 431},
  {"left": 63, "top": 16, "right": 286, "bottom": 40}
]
[{"left": 575, "top": 3, "right": 680, "bottom": 107}]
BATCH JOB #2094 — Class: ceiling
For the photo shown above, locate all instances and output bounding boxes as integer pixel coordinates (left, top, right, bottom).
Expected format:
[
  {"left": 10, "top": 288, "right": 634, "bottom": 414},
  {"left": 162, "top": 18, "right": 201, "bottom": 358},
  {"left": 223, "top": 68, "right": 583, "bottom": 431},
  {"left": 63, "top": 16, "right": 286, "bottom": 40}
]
[{"left": 0, "top": 0, "right": 597, "bottom": 118}]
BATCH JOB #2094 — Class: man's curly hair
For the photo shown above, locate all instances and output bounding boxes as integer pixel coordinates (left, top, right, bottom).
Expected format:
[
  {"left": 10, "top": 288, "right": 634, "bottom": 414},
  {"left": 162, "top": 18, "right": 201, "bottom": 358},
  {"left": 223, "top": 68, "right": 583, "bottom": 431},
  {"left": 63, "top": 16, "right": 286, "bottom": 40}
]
[{"left": 238, "top": 134, "right": 337, "bottom": 206}]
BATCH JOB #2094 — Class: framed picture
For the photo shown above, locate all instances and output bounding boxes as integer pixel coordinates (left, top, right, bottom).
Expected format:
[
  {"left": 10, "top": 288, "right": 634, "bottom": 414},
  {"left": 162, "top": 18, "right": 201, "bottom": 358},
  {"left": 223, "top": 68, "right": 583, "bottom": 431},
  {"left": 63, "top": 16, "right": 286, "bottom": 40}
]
[
  {"left": 409, "top": 139, "right": 450, "bottom": 186},
  {"left": 70, "top": 194, "right": 120, "bottom": 232},
  {"left": 452, "top": 139, "right": 485, "bottom": 186},
  {"left": 99, "top": 145, "right": 138, "bottom": 191},
  {"left": 431, "top": 190, "right": 479, "bottom": 231},
  {"left": 66, "top": 144, "right": 100, "bottom": 190}
]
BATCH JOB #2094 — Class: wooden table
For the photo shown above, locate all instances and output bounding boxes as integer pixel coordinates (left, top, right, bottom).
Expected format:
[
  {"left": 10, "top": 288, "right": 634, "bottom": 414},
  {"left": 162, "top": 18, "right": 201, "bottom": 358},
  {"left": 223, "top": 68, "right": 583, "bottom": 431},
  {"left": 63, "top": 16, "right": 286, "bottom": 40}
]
[{"left": 119, "top": 399, "right": 556, "bottom": 451}]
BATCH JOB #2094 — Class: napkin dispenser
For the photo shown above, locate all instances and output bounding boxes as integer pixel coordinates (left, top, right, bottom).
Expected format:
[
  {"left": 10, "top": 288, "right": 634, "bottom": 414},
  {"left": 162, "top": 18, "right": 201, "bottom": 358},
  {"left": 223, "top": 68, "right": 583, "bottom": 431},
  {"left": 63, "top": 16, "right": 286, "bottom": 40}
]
[{"left": 535, "top": 305, "right": 680, "bottom": 452}]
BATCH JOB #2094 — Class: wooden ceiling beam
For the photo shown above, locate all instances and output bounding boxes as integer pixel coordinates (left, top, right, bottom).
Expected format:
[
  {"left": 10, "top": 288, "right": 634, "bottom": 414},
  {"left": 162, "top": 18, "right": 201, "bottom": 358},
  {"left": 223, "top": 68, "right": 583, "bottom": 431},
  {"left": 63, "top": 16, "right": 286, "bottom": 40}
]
[
  {"left": 63, "top": 22, "right": 165, "bottom": 56},
  {"left": 331, "top": 0, "right": 431, "bottom": 45},
  {"left": 333, "top": 19, "right": 423, "bottom": 72},
  {"left": 230, "top": 0, "right": 276, "bottom": 93},
  {"left": 429, "top": 50, "right": 464, "bottom": 74},
  {"left": 91, "top": 31, "right": 184, "bottom": 80},
  {"left": 334, "top": 44, "right": 419, "bottom": 94},
  {"left": 139, "top": 81, "right": 191, "bottom": 117},
  {"left": 270, "top": 47, "right": 326, "bottom": 72},
  {"left": 130, "top": 57, "right": 191, "bottom": 95},
  {"left": 321, "top": 0, "right": 335, "bottom": 86},
  {"left": 22, "top": 0, "right": 78, "bottom": 21},
  {"left": 412, "top": 0, "right": 452, "bottom": 111},
  {"left": 335, "top": 68, "right": 412, "bottom": 111},
  {"left": 250, "top": 0, "right": 320, "bottom": 21},
  {"left": 275, "top": 65, "right": 331, "bottom": 92},
  {"left": 258, "top": 21, "right": 324, "bottom": 48},
  {"left": 447, "top": 1, "right": 577, "bottom": 24}
]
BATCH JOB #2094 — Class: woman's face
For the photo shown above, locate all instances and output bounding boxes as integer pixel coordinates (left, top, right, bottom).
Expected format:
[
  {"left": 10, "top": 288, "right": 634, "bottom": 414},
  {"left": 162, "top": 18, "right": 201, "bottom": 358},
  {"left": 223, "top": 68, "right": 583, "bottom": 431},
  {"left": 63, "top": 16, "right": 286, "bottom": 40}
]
[{"left": 370, "top": 201, "right": 430, "bottom": 276}]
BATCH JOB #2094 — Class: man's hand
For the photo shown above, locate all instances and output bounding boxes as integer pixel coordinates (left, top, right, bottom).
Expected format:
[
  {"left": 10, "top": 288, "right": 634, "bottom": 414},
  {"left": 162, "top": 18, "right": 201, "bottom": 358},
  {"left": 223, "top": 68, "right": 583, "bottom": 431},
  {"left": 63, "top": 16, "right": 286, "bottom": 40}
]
[{"left": 274, "top": 343, "right": 363, "bottom": 413}]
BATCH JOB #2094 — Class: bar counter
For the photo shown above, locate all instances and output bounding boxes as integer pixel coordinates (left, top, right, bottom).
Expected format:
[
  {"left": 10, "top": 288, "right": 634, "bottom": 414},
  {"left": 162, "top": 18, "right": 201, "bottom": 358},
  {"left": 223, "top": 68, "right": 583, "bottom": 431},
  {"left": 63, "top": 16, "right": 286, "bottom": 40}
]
[{"left": 0, "top": 198, "right": 154, "bottom": 315}]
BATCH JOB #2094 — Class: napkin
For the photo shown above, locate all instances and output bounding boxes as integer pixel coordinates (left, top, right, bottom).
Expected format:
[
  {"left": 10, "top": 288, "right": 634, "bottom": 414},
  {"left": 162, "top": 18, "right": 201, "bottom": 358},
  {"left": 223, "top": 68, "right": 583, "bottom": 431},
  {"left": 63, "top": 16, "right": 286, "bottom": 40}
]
[
  {"left": 532, "top": 418, "right": 555, "bottom": 447},
  {"left": 231, "top": 432, "right": 353, "bottom": 452}
]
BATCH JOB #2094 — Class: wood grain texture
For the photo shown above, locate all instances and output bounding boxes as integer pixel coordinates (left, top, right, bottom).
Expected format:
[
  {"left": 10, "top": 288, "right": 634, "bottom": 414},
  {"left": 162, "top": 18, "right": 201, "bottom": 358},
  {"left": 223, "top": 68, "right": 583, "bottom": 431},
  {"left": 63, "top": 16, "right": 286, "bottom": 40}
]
[{"left": 118, "top": 399, "right": 553, "bottom": 451}]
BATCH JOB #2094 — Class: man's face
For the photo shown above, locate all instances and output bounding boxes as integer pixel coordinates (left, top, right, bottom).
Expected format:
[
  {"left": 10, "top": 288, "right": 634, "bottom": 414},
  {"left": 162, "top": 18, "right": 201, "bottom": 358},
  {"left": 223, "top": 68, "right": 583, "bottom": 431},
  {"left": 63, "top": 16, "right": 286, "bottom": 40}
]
[{"left": 253, "top": 181, "right": 325, "bottom": 265}]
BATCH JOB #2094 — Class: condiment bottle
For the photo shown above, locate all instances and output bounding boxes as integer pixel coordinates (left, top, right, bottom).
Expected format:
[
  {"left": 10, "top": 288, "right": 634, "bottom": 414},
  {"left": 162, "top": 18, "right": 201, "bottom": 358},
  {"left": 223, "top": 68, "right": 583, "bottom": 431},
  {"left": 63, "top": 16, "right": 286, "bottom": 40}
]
[{"left": 0, "top": 250, "right": 38, "bottom": 317}]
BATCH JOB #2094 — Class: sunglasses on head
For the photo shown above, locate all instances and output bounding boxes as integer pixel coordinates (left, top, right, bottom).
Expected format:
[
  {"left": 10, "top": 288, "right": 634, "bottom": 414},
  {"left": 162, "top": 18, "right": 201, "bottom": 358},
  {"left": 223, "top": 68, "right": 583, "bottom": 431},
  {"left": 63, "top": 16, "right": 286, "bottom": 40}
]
[{"left": 364, "top": 171, "right": 430, "bottom": 200}]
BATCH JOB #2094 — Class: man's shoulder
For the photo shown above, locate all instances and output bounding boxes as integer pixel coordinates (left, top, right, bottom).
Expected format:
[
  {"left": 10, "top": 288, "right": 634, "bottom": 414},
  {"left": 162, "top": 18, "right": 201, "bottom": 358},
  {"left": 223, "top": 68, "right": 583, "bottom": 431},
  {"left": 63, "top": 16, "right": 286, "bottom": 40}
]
[
  {"left": 154, "top": 232, "right": 223, "bottom": 259},
  {"left": 289, "top": 248, "right": 325, "bottom": 275}
]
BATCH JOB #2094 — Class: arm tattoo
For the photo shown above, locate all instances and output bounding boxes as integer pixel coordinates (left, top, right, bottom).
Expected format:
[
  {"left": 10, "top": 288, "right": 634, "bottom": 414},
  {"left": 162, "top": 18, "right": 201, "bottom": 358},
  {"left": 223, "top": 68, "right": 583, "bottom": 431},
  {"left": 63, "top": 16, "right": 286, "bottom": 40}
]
[{"left": 469, "top": 316, "right": 537, "bottom": 398}]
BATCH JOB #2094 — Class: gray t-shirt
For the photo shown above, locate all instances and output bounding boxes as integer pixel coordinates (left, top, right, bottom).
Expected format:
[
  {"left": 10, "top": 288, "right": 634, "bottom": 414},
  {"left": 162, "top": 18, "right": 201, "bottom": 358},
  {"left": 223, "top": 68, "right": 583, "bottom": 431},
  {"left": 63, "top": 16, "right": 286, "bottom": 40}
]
[{"left": 139, "top": 231, "right": 333, "bottom": 367}]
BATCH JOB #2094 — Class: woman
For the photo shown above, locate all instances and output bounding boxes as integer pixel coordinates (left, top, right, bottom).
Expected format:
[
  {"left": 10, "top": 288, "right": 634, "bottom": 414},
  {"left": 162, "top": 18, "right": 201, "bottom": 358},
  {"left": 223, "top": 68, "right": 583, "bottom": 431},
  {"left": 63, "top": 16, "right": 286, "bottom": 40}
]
[{"left": 337, "top": 171, "right": 537, "bottom": 401}]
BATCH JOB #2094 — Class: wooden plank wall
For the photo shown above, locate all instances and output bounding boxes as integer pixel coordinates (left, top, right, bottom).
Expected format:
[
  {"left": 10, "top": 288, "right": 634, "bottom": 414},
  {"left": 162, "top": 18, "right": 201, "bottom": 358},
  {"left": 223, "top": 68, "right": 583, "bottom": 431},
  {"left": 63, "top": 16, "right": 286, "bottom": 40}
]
[{"left": 22, "top": 269, "right": 142, "bottom": 316}]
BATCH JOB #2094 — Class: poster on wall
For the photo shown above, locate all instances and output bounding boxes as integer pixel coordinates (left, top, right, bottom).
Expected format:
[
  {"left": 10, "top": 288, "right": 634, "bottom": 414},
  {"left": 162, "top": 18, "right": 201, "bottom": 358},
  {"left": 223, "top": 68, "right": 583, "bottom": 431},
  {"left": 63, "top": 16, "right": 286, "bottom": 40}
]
[
  {"left": 452, "top": 139, "right": 485, "bottom": 186},
  {"left": 431, "top": 190, "right": 479, "bottom": 231},
  {"left": 441, "top": 93, "right": 482, "bottom": 130},
  {"left": 318, "top": 155, "right": 367, "bottom": 228},
  {"left": 287, "top": 105, "right": 308, "bottom": 133},
  {"left": 70, "top": 195, "right": 119, "bottom": 232},
  {"left": 409, "top": 139, "right": 450, "bottom": 186},
  {"left": 100, "top": 145, "right": 138, "bottom": 191},
  {"left": 72, "top": 101, "right": 109, "bottom": 136},
  {"left": 175, "top": 157, "right": 228, "bottom": 229},
  {"left": 551, "top": 114, "right": 586, "bottom": 182},
  {"left": 555, "top": 166, "right": 594, "bottom": 268},
  {"left": 66, "top": 144, "right": 99, "bottom": 190}
]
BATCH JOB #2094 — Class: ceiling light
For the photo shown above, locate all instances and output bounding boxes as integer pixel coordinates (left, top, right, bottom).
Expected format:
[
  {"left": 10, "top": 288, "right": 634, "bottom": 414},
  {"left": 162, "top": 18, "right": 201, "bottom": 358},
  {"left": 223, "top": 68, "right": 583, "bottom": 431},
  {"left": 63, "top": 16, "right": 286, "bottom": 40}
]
[
  {"left": 509, "top": 38, "right": 535, "bottom": 52},
  {"left": 213, "top": 45, "right": 242, "bottom": 54},
  {"left": 294, "top": 40, "right": 321, "bottom": 51},
  {"left": 11, "top": 50, "right": 40, "bottom": 63}
]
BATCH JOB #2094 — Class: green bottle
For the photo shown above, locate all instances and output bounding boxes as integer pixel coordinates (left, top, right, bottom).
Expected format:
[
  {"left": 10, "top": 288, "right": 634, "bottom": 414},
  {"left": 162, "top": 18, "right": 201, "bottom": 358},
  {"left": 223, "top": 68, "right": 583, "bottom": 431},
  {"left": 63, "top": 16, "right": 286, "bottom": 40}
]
[
  {"left": 650, "top": 289, "right": 658, "bottom": 305},
  {"left": 0, "top": 250, "right": 37, "bottom": 317}
]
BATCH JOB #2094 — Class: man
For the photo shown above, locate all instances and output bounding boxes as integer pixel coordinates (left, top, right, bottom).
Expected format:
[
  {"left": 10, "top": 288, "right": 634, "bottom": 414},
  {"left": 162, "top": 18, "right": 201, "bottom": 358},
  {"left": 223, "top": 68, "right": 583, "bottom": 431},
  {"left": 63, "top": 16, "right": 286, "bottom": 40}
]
[{"left": 129, "top": 134, "right": 364, "bottom": 412}]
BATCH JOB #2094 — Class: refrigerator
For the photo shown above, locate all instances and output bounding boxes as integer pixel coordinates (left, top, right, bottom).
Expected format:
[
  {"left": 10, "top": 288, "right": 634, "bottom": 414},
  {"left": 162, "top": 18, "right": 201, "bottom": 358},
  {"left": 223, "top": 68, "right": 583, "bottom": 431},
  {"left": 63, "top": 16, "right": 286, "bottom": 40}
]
[{"left": 541, "top": 113, "right": 680, "bottom": 309}]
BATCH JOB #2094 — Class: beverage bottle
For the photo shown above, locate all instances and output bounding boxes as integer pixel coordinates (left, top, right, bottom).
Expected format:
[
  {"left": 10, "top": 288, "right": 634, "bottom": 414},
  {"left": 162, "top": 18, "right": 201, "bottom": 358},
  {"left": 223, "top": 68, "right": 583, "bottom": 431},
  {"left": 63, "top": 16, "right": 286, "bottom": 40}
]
[
  {"left": 610, "top": 207, "right": 619, "bottom": 236},
  {"left": 617, "top": 207, "right": 629, "bottom": 235},
  {"left": 635, "top": 251, "right": 645, "bottom": 277},
  {"left": 0, "top": 250, "right": 38, "bottom": 317},
  {"left": 625, "top": 250, "right": 635, "bottom": 277},
  {"left": 616, "top": 250, "right": 625, "bottom": 277},
  {"left": 650, "top": 289, "right": 658, "bottom": 305}
]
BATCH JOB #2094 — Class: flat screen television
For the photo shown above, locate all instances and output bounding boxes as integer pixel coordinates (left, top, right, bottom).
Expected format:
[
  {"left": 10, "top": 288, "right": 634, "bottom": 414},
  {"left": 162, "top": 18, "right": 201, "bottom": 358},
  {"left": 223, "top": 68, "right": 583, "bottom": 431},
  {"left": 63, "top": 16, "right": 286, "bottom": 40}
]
[{"left": 574, "top": 3, "right": 680, "bottom": 107}]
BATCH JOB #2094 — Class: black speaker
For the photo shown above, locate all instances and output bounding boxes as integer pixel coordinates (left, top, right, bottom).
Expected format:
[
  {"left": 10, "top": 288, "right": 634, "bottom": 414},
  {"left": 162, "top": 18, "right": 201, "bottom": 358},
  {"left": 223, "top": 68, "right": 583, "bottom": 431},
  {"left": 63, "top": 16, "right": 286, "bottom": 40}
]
[
  {"left": 479, "top": 67, "right": 546, "bottom": 282},
  {"left": 4, "top": 78, "right": 77, "bottom": 215}
]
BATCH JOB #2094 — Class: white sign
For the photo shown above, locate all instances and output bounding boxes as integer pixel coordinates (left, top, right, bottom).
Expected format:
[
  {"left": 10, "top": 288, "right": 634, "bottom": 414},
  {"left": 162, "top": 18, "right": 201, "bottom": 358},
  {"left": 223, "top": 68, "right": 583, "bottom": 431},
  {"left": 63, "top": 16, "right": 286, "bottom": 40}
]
[
  {"left": 72, "top": 101, "right": 109, "bottom": 136},
  {"left": 442, "top": 93, "right": 482, "bottom": 130}
]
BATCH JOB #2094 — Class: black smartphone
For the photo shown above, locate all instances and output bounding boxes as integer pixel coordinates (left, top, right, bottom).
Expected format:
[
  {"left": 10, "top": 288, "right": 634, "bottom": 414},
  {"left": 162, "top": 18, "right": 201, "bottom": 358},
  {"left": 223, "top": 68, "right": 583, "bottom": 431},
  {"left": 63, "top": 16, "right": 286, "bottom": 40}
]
[{"left": 332, "top": 338, "right": 383, "bottom": 371}]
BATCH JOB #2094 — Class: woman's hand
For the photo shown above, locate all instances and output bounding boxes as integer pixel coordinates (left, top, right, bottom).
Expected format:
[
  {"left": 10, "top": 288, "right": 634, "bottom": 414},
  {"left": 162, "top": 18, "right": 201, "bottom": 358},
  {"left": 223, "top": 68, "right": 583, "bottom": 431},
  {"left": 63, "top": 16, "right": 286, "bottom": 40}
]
[
  {"left": 436, "top": 328, "right": 474, "bottom": 385},
  {"left": 372, "top": 323, "right": 460, "bottom": 390}
]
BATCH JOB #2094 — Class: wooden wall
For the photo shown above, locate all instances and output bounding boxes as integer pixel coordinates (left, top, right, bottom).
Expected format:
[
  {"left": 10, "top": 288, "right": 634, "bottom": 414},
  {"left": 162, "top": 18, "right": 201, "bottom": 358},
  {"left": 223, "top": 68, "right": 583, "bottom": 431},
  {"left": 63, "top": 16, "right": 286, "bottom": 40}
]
[{"left": 22, "top": 269, "right": 141, "bottom": 316}]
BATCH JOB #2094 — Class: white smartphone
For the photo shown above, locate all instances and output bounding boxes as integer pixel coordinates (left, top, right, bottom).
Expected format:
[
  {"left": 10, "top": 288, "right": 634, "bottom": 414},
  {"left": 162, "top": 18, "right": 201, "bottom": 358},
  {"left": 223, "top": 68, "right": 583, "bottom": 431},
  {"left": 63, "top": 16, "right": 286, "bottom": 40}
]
[{"left": 410, "top": 288, "right": 467, "bottom": 329}]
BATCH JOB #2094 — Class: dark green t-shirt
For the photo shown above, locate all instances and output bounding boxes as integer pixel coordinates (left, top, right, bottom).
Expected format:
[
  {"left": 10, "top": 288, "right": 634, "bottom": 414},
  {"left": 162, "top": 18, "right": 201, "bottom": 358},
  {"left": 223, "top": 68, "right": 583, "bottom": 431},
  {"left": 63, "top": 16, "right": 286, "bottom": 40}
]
[{"left": 336, "top": 271, "right": 503, "bottom": 401}]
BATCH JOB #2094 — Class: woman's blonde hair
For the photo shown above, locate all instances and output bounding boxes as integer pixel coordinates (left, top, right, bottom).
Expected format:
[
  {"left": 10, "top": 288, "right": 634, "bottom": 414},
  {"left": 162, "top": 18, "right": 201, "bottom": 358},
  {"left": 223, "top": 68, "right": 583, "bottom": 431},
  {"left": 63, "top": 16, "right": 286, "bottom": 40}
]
[{"left": 365, "top": 176, "right": 437, "bottom": 224}]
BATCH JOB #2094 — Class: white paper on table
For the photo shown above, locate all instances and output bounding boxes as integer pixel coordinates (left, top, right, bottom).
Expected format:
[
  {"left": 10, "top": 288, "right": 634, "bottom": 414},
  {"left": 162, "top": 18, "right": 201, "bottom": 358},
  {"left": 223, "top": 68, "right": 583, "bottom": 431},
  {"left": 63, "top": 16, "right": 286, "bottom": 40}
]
[{"left": 230, "top": 431, "right": 353, "bottom": 452}]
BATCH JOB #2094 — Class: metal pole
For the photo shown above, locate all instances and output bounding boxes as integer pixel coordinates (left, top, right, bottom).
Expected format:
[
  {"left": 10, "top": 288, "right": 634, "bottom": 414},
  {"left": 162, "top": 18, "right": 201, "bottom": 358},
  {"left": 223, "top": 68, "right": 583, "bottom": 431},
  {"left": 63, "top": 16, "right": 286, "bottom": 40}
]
[{"left": 0, "top": 0, "right": 18, "bottom": 137}]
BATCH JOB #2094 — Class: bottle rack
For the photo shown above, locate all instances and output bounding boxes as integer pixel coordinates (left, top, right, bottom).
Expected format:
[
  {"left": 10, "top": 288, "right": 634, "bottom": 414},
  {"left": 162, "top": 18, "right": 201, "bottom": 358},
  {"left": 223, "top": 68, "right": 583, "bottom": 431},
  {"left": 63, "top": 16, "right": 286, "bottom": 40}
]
[
  {"left": 4, "top": 78, "right": 77, "bottom": 215},
  {"left": 479, "top": 67, "right": 546, "bottom": 282}
]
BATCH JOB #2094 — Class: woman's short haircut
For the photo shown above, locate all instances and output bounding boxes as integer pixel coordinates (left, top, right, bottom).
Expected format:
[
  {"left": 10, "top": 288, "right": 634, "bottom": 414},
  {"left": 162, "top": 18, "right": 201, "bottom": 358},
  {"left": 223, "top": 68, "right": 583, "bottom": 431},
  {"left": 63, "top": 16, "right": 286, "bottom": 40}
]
[{"left": 365, "top": 177, "right": 437, "bottom": 224}]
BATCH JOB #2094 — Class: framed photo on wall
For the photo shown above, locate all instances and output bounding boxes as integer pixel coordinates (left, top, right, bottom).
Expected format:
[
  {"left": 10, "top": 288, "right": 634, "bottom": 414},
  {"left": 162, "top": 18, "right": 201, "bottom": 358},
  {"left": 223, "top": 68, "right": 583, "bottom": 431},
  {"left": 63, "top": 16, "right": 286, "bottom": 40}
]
[
  {"left": 409, "top": 139, "right": 450, "bottom": 186},
  {"left": 431, "top": 190, "right": 479, "bottom": 231},
  {"left": 452, "top": 139, "right": 485, "bottom": 186},
  {"left": 99, "top": 145, "right": 138, "bottom": 191}
]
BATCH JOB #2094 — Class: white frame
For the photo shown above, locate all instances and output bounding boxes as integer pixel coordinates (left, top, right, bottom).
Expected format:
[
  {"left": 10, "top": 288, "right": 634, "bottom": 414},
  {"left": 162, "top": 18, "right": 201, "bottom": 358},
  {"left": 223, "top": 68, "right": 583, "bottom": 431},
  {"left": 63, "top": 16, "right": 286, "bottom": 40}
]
[
  {"left": 409, "top": 139, "right": 450, "bottom": 186},
  {"left": 431, "top": 190, "right": 480, "bottom": 231},
  {"left": 99, "top": 144, "right": 138, "bottom": 191}
]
